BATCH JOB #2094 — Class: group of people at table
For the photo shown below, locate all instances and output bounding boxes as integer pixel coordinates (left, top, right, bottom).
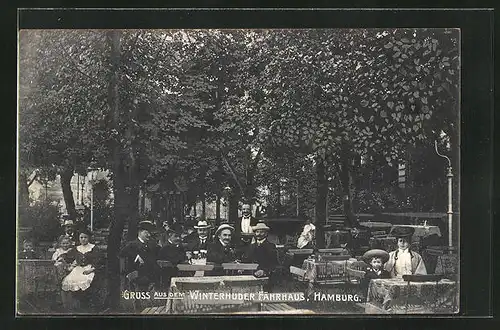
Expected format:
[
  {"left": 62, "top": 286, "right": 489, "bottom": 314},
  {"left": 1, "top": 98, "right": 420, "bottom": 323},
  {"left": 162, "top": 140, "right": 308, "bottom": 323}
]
[{"left": 18, "top": 203, "right": 439, "bottom": 313}]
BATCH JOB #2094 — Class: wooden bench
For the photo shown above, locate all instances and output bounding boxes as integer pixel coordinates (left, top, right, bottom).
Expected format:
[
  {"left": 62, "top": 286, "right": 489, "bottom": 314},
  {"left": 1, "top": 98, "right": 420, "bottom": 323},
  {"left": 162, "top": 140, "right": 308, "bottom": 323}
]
[
  {"left": 141, "top": 305, "right": 168, "bottom": 314},
  {"left": 262, "top": 303, "right": 296, "bottom": 311},
  {"left": 317, "top": 248, "right": 349, "bottom": 255},
  {"left": 222, "top": 263, "right": 258, "bottom": 275}
]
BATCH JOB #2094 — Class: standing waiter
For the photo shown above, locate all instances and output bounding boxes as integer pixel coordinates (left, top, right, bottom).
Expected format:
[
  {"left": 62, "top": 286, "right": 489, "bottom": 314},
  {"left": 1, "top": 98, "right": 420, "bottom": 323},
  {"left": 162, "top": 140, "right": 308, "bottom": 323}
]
[{"left": 234, "top": 203, "right": 258, "bottom": 241}]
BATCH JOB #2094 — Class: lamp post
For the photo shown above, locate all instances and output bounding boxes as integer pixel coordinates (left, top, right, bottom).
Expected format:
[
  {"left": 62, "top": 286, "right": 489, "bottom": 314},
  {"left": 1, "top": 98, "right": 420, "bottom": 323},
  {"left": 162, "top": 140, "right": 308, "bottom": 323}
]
[
  {"left": 435, "top": 140, "right": 454, "bottom": 251},
  {"left": 88, "top": 168, "right": 97, "bottom": 232}
]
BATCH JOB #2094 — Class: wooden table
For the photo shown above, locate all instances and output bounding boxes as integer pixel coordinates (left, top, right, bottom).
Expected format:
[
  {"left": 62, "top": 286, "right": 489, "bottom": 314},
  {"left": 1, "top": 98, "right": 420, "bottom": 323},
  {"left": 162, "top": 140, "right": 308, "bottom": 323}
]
[
  {"left": 165, "top": 275, "right": 268, "bottom": 314},
  {"left": 366, "top": 278, "right": 458, "bottom": 314}
]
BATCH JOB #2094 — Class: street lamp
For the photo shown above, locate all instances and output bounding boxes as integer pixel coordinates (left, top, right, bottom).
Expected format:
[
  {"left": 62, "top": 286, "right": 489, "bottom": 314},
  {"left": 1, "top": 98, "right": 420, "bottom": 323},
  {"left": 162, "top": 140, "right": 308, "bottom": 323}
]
[{"left": 434, "top": 140, "right": 454, "bottom": 251}]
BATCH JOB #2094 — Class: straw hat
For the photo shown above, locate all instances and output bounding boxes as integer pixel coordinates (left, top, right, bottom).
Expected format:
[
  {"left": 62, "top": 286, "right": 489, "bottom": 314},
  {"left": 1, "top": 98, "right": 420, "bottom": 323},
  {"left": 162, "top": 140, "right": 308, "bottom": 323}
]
[
  {"left": 215, "top": 224, "right": 235, "bottom": 236},
  {"left": 362, "top": 249, "right": 390, "bottom": 264},
  {"left": 194, "top": 220, "right": 211, "bottom": 229},
  {"left": 252, "top": 222, "right": 270, "bottom": 232}
]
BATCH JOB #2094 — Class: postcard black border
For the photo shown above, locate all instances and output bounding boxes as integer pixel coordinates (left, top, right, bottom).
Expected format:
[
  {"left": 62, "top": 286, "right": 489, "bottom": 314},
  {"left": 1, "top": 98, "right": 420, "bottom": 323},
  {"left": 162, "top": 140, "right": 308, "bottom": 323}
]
[{"left": 4, "top": 4, "right": 496, "bottom": 329}]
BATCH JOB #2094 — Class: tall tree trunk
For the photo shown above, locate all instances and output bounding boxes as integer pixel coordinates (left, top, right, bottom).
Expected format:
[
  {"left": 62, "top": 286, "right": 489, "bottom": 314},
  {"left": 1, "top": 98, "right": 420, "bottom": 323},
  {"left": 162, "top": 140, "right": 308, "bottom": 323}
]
[
  {"left": 215, "top": 193, "right": 221, "bottom": 226},
  {"left": 106, "top": 30, "right": 123, "bottom": 310},
  {"left": 19, "top": 171, "right": 31, "bottom": 208},
  {"left": 201, "top": 195, "right": 206, "bottom": 220},
  {"left": 340, "top": 142, "right": 359, "bottom": 228},
  {"left": 315, "top": 157, "right": 327, "bottom": 248},
  {"left": 60, "top": 166, "right": 77, "bottom": 220}
]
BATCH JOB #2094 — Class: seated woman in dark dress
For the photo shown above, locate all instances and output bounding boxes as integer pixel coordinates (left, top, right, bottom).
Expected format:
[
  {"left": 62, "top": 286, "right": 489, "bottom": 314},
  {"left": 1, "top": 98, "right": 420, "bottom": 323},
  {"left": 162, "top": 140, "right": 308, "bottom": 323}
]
[{"left": 60, "top": 228, "right": 104, "bottom": 312}]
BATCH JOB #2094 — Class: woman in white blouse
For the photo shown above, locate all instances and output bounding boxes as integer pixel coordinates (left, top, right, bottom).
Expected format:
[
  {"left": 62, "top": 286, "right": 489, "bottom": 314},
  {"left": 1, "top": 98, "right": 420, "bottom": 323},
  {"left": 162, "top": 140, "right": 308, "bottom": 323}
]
[
  {"left": 297, "top": 218, "right": 316, "bottom": 249},
  {"left": 384, "top": 226, "right": 427, "bottom": 278}
]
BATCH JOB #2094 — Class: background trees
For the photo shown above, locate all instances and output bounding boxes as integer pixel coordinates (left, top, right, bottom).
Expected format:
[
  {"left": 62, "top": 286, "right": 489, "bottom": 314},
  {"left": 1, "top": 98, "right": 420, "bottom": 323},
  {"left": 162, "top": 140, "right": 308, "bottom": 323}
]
[{"left": 18, "top": 28, "right": 459, "bottom": 309}]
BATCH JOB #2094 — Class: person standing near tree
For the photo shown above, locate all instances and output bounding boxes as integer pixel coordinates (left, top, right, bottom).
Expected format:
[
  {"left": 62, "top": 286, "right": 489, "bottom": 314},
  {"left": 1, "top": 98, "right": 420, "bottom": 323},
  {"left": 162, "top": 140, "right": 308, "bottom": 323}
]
[{"left": 119, "top": 221, "right": 160, "bottom": 290}]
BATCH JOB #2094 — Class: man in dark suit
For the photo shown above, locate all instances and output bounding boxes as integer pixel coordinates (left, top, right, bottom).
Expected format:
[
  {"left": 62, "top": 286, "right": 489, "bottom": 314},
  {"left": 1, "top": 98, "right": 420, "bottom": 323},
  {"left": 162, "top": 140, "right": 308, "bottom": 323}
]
[
  {"left": 242, "top": 222, "right": 278, "bottom": 278},
  {"left": 158, "top": 223, "right": 187, "bottom": 288},
  {"left": 207, "top": 224, "right": 238, "bottom": 274},
  {"left": 185, "top": 220, "right": 213, "bottom": 253},
  {"left": 119, "top": 221, "right": 160, "bottom": 290},
  {"left": 234, "top": 203, "right": 258, "bottom": 241}
]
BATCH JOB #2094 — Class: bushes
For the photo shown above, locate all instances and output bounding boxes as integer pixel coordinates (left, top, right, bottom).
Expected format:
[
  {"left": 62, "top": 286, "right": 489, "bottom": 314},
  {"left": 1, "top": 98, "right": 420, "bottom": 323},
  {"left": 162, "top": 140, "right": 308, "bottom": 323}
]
[{"left": 18, "top": 200, "right": 62, "bottom": 243}]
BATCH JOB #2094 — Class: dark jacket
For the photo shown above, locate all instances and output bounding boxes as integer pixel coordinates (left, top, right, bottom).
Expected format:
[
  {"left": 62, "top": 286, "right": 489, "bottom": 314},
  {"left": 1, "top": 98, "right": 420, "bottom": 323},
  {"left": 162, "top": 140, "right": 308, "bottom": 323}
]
[
  {"left": 158, "top": 241, "right": 187, "bottom": 287},
  {"left": 233, "top": 216, "right": 258, "bottom": 238},
  {"left": 206, "top": 240, "right": 237, "bottom": 265},
  {"left": 185, "top": 235, "right": 213, "bottom": 252},
  {"left": 158, "top": 241, "right": 187, "bottom": 265},
  {"left": 361, "top": 266, "right": 391, "bottom": 294},
  {"left": 242, "top": 239, "right": 278, "bottom": 276},
  {"left": 119, "top": 239, "right": 160, "bottom": 285}
]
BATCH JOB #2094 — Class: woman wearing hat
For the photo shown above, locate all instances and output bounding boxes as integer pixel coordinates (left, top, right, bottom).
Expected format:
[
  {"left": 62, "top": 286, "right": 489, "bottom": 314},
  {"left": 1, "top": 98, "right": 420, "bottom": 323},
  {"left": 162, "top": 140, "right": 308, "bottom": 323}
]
[{"left": 384, "top": 226, "right": 427, "bottom": 278}]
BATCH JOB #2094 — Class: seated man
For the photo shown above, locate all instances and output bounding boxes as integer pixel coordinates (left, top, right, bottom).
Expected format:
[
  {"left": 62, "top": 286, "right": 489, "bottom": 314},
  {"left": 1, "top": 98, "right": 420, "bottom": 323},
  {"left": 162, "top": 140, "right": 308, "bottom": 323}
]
[
  {"left": 158, "top": 223, "right": 187, "bottom": 288},
  {"left": 119, "top": 221, "right": 160, "bottom": 291},
  {"left": 186, "top": 219, "right": 213, "bottom": 253},
  {"left": 242, "top": 222, "right": 278, "bottom": 280},
  {"left": 207, "top": 224, "right": 238, "bottom": 274},
  {"left": 384, "top": 226, "right": 427, "bottom": 278}
]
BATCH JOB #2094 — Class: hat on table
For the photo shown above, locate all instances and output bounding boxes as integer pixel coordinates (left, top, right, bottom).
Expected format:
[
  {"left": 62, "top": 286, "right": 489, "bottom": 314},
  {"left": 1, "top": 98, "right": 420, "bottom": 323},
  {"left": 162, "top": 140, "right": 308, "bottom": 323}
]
[{"left": 362, "top": 249, "right": 390, "bottom": 264}]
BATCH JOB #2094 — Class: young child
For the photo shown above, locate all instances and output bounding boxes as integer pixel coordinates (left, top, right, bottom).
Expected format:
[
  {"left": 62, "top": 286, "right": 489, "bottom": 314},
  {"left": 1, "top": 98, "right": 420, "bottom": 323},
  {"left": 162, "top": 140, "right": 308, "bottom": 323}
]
[
  {"left": 52, "top": 235, "right": 73, "bottom": 266},
  {"left": 19, "top": 239, "right": 39, "bottom": 259},
  {"left": 361, "top": 249, "right": 391, "bottom": 295}
]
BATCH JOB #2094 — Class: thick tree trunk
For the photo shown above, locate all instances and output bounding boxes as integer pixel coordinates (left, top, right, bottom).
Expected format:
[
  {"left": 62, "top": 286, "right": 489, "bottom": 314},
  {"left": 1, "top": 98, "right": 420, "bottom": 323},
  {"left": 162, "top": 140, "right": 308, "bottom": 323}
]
[
  {"left": 19, "top": 171, "right": 31, "bottom": 208},
  {"left": 106, "top": 30, "right": 123, "bottom": 310},
  {"left": 315, "top": 157, "right": 327, "bottom": 248},
  {"left": 126, "top": 183, "right": 140, "bottom": 241},
  {"left": 339, "top": 142, "right": 359, "bottom": 228},
  {"left": 60, "top": 167, "right": 77, "bottom": 220}
]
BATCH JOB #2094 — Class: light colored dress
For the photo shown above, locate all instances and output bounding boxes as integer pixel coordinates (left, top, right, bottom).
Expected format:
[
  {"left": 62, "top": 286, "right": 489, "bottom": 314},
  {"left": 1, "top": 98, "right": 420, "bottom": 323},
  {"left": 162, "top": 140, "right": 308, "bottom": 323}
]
[
  {"left": 297, "top": 223, "right": 316, "bottom": 249},
  {"left": 61, "top": 244, "right": 101, "bottom": 292}
]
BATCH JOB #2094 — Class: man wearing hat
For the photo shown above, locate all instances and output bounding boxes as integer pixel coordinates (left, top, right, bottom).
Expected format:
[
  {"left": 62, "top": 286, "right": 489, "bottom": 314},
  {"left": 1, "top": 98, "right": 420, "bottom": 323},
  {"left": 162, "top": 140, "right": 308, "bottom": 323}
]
[
  {"left": 384, "top": 226, "right": 427, "bottom": 278},
  {"left": 119, "top": 221, "right": 160, "bottom": 290},
  {"left": 186, "top": 219, "right": 213, "bottom": 252},
  {"left": 207, "top": 224, "right": 238, "bottom": 269},
  {"left": 61, "top": 219, "right": 78, "bottom": 246},
  {"left": 242, "top": 222, "right": 278, "bottom": 280},
  {"left": 158, "top": 223, "right": 187, "bottom": 288}
]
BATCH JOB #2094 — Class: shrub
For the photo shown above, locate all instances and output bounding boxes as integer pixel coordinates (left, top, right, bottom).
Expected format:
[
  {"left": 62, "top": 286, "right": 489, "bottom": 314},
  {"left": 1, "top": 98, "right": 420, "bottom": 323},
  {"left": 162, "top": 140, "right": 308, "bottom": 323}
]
[{"left": 18, "top": 200, "right": 62, "bottom": 243}]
